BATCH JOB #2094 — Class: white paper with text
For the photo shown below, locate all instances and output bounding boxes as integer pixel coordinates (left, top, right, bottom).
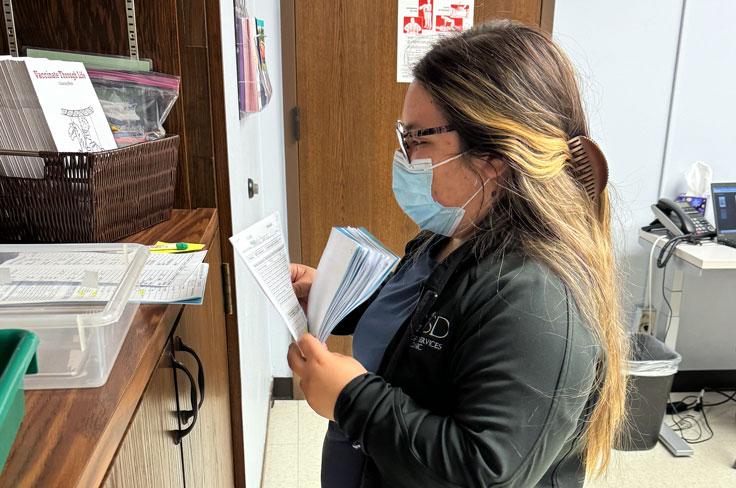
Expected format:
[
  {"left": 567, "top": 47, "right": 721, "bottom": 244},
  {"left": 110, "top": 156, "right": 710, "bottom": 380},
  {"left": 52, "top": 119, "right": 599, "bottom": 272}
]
[{"left": 230, "top": 212, "right": 307, "bottom": 341}]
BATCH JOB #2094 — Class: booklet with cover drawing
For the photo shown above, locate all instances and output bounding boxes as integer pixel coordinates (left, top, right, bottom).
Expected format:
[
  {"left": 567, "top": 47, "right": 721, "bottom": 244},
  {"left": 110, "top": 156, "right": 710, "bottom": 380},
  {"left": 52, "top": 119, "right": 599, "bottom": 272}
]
[
  {"left": 23, "top": 58, "right": 117, "bottom": 153},
  {"left": 0, "top": 57, "right": 116, "bottom": 178}
]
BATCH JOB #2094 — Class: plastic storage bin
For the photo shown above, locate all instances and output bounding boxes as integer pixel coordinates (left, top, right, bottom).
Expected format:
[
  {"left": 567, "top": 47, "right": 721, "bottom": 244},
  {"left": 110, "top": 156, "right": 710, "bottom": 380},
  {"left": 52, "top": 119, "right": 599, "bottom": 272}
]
[
  {"left": 617, "top": 333, "right": 682, "bottom": 451},
  {"left": 0, "top": 330, "right": 38, "bottom": 472},
  {"left": 0, "top": 244, "right": 147, "bottom": 389}
]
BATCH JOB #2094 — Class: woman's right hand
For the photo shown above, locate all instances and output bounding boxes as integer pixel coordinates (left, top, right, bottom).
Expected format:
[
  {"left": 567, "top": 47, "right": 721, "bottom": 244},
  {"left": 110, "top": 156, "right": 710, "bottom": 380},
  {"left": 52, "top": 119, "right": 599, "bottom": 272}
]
[{"left": 290, "top": 263, "right": 316, "bottom": 311}]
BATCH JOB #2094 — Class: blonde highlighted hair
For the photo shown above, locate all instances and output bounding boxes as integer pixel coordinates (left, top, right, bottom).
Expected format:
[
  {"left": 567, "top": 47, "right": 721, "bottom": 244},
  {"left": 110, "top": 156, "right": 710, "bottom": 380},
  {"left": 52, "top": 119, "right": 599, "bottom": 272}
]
[{"left": 414, "top": 20, "right": 627, "bottom": 478}]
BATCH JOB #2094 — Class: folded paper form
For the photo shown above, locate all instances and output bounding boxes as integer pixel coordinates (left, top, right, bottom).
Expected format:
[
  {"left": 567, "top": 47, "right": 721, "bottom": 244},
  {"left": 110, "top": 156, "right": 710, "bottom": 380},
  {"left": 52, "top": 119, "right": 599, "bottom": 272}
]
[{"left": 230, "top": 212, "right": 399, "bottom": 342}]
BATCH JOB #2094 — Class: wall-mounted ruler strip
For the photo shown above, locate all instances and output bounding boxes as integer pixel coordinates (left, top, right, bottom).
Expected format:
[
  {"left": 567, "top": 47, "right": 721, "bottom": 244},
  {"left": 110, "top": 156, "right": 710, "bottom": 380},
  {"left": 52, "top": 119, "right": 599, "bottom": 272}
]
[
  {"left": 125, "top": 0, "right": 139, "bottom": 60},
  {"left": 2, "top": 0, "right": 18, "bottom": 56}
]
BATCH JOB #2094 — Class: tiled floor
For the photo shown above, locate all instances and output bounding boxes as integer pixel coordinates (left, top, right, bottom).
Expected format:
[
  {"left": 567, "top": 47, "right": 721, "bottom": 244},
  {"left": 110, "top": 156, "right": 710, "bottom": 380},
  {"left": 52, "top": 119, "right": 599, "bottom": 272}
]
[
  {"left": 262, "top": 400, "right": 328, "bottom": 488},
  {"left": 589, "top": 392, "right": 736, "bottom": 488},
  {"left": 263, "top": 395, "right": 736, "bottom": 487}
]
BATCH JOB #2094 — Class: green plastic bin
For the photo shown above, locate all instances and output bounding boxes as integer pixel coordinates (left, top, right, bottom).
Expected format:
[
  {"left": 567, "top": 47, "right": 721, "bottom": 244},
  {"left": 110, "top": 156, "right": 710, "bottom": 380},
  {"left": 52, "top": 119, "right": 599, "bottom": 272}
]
[{"left": 0, "top": 330, "right": 39, "bottom": 473}]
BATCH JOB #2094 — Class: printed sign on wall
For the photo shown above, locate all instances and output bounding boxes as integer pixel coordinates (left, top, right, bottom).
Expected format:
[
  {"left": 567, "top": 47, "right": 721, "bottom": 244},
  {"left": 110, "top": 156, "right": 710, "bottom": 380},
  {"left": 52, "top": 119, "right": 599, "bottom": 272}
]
[{"left": 397, "top": 0, "right": 474, "bottom": 83}]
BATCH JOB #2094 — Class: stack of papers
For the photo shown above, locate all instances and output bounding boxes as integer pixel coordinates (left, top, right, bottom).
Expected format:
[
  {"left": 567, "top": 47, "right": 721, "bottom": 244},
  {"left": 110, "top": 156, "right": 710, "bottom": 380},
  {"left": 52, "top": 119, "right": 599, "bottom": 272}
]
[
  {"left": 308, "top": 228, "right": 398, "bottom": 342},
  {"left": 230, "top": 212, "right": 398, "bottom": 342},
  {"left": 0, "top": 57, "right": 116, "bottom": 178},
  {"left": 0, "top": 250, "right": 208, "bottom": 305}
]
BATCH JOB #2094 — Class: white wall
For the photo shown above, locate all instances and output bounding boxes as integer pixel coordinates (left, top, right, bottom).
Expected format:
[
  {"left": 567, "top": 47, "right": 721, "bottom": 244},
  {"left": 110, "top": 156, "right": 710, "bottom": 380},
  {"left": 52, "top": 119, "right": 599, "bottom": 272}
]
[
  {"left": 650, "top": 0, "right": 736, "bottom": 370},
  {"left": 220, "top": 1, "right": 292, "bottom": 486},
  {"left": 555, "top": 0, "right": 736, "bottom": 343},
  {"left": 553, "top": 0, "right": 684, "bottom": 325},
  {"left": 659, "top": 0, "right": 736, "bottom": 224}
]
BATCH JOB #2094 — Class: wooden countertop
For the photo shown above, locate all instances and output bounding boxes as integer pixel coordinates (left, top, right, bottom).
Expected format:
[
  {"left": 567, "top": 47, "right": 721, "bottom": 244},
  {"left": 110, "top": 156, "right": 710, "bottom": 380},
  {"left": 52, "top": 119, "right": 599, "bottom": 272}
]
[{"left": 0, "top": 209, "right": 219, "bottom": 488}]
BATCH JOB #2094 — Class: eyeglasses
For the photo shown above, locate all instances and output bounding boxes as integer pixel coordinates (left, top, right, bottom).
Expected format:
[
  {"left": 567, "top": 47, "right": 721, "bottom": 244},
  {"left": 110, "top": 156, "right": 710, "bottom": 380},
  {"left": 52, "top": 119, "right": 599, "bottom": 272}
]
[{"left": 396, "top": 120, "right": 455, "bottom": 162}]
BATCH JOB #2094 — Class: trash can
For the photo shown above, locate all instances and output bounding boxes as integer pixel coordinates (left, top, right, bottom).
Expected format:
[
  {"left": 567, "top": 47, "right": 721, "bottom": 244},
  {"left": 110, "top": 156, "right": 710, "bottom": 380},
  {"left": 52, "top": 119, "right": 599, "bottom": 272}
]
[{"left": 617, "top": 333, "right": 681, "bottom": 451}]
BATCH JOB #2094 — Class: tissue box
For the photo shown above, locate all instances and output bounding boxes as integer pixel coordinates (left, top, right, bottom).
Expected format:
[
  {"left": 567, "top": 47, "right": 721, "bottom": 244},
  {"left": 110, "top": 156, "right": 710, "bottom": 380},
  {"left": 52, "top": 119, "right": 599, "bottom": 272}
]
[{"left": 676, "top": 194, "right": 707, "bottom": 215}]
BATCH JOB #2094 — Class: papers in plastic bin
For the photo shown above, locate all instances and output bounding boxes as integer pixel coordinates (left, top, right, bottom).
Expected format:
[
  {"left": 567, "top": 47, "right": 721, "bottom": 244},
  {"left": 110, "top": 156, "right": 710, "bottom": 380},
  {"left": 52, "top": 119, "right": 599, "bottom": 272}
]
[
  {"left": 229, "top": 212, "right": 308, "bottom": 341},
  {"left": 308, "top": 227, "right": 399, "bottom": 343},
  {"left": 129, "top": 263, "right": 208, "bottom": 304},
  {"left": 141, "top": 251, "right": 207, "bottom": 287},
  {"left": 0, "top": 263, "right": 209, "bottom": 305},
  {"left": 1, "top": 250, "right": 207, "bottom": 287}
]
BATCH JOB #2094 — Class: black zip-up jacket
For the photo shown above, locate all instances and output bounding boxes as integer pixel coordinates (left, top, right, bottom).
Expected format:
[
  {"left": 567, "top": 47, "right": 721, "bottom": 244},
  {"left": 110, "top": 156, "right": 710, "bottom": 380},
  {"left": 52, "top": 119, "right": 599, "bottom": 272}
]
[{"left": 329, "top": 233, "right": 601, "bottom": 487}]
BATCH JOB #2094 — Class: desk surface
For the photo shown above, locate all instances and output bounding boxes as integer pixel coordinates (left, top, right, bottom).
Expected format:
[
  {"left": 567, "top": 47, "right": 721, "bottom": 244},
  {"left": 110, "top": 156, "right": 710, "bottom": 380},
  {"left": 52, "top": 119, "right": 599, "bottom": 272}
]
[
  {"left": 639, "top": 229, "right": 736, "bottom": 270},
  {"left": 0, "top": 208, "right": 219, "bottom": 488}
]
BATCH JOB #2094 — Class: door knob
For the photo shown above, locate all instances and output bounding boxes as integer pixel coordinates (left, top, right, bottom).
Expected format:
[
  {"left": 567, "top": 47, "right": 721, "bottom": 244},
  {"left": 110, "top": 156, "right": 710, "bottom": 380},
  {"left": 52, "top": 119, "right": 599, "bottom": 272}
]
[{"left": 248, "top": 178, "right": 259, "bottom": 199}]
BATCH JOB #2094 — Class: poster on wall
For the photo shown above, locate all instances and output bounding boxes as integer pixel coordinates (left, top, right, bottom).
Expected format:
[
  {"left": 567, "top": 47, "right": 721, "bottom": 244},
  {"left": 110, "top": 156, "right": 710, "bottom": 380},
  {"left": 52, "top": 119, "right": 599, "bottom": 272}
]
[{"left": 396, "top": 0, "right": 474, "bottom": 83}]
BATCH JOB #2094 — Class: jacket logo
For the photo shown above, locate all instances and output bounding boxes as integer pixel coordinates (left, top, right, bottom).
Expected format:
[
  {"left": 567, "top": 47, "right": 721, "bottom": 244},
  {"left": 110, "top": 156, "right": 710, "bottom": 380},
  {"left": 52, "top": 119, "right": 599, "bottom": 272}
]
[
  {"left": 409, "top": 314, "right": 450, "bottom": 352},
  {"left": 422, "top": 315, "right": 450, "bottom": 338}
]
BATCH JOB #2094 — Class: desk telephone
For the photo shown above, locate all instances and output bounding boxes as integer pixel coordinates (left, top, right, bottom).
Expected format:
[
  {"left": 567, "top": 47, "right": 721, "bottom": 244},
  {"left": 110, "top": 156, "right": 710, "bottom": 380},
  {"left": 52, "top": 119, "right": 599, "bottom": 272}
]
[{"left": 648, "top": 198, "right": 716, "bottom": 240}]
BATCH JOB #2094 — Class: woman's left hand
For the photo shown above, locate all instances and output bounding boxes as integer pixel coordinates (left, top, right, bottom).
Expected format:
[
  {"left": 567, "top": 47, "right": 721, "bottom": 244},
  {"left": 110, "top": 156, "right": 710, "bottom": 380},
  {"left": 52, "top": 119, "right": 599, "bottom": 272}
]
[{"left": 287, "top": 334, "right": 368, "bottom": 420}]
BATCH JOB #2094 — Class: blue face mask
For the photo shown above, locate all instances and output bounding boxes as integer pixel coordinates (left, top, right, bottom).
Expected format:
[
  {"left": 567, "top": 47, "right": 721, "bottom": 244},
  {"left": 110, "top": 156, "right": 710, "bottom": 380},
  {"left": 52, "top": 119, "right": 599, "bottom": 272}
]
[{"left": 391, "top": 149, "right": 488, "bottom": 236}]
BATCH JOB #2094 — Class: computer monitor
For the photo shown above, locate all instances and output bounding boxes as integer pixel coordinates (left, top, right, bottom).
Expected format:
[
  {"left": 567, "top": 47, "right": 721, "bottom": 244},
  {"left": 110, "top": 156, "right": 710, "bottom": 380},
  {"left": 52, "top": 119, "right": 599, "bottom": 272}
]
[{"left": 710, "top": 182, "right": 736, "bottom": 239}]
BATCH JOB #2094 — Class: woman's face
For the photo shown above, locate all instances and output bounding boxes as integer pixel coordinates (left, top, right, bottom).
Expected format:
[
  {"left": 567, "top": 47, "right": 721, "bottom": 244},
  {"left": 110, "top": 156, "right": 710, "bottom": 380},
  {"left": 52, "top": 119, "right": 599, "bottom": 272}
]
[{"left": 400, "top": 82, "right": 503, "bottom": 237}]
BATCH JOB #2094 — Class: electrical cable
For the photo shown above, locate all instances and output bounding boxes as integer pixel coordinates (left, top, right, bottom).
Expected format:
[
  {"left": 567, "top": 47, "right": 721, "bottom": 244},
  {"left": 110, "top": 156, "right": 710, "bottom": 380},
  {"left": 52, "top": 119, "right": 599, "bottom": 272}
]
[
  {"left": 656, "top": 234, "right": 690, "bottom": 269},
  {"left": 667, "top": 395, "right": 699, "bottom": 414},
  {"left": 666, "top": 393, "right": 713, "bottom": 443},
  {"left": 645, "top": 235, "right": 668, "bottom": 317},
  {"left": 684, "top": 408, "right": 714, "bottom": 444},
  {"left": 703, "top": 389, "right": 736, "bottom": 407},
  {"left": 665, "top": 390, "right": 732, "bottom": 444},
  {"left": 662, "top": 265, "right": 674, "bottom": 340},
  {"left": 656, "top": 237, "right": 677, "bottom": 269},
  {"left": 656, "top": 234, "right": 689, "bottom": 340}
]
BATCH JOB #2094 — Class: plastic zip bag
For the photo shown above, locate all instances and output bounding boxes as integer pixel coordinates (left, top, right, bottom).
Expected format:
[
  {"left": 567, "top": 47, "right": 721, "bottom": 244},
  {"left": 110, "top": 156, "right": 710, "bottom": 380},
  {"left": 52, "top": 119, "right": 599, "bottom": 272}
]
[
  {"left": 87, "top": 69, "right": 180, "bottom": 147},
  {"left": 234, "top": 3, "right": 272, "bottom": 115}
]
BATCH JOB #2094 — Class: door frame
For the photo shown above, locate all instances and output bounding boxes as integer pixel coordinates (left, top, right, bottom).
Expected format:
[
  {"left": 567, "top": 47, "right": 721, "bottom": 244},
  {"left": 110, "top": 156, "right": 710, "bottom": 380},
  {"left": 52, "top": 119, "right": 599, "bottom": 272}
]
[{"left": 281, "top": 0, "right": 302, "bottom": 265}]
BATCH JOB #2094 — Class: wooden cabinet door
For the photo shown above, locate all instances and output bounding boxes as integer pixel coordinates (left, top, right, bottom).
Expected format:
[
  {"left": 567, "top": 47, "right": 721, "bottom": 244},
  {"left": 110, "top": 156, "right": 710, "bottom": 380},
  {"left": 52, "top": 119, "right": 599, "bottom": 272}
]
[
  {"left": 102, "top": 342, "right": 184, "bottom": 488},
  {"left": 176, "top": 234, "right": 236, "bottom": 487},
  {"left": 292, "top": 0, "right": 554, "bottom": 358}
]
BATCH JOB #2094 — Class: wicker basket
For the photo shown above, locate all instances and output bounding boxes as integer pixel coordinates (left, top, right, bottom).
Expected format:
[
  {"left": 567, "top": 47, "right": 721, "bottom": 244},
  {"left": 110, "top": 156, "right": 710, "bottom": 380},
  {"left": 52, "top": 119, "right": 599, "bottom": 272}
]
[{"left": 0, "top": 136, "right": 179, "bottom": 243}]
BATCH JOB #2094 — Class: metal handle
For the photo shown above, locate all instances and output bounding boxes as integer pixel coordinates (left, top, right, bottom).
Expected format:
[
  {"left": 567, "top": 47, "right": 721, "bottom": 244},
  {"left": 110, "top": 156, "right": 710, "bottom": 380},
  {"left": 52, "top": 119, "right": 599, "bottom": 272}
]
[
  {"left": 172, "top": 357, "right": 198, "bottom": 444},
  {"left": 174, "top": 336, "right": 205, "bottom": 423}
]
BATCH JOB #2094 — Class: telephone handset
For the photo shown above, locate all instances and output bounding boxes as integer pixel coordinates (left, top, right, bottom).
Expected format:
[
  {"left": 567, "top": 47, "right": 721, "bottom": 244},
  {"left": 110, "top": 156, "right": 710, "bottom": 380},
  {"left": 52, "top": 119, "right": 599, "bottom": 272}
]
[{"left": 648, "top": 198, "right": 716, "bottom": 239}]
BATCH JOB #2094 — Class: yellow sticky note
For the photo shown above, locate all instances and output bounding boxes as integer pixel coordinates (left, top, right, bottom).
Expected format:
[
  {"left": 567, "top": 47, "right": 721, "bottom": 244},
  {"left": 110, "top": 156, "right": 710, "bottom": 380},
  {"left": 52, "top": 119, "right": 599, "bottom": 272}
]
[{"left": 149, "top": 241, "right": 205, "bottom": 253}]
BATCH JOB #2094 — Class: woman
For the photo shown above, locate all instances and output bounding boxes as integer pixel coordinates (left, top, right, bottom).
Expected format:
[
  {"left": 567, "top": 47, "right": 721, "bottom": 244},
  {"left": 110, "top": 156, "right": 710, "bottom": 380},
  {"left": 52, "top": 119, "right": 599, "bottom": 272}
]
[{"left": 288, "top": 20, "right": 627, "bottom": 488}]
